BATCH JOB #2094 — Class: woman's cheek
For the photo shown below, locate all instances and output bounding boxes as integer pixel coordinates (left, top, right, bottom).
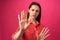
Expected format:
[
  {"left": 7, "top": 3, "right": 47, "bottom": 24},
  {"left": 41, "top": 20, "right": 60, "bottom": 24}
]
[{"left": 36, "top": 13, "right": 39, "bottom": 17}]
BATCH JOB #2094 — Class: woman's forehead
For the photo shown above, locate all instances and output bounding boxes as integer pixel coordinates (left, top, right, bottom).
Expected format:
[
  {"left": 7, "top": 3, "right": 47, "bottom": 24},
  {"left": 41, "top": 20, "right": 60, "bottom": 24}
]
[{"left": 30, "top": 5, "right": 40, "bottom": 10}]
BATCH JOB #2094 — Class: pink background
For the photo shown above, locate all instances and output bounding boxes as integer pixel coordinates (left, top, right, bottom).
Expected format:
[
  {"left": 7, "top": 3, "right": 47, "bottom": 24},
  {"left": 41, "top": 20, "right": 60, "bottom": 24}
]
[{"left": 0, "top": 0, "right": 60, "bottom": 40}]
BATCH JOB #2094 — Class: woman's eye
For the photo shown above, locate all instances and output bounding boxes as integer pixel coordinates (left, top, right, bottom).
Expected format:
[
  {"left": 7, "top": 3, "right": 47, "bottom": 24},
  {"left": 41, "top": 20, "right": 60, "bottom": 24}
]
[
  {"left": 32, "top": 9, "right": 34, "bottom": 11},
  {"left": 36, "top": 10, "right": 39, "bottom": 12}
]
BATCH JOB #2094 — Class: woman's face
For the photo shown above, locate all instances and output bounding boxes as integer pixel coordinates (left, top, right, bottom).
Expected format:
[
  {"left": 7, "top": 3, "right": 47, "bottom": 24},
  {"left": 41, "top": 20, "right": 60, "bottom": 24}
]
[{"left": 28, "top": 5, "right": 40, "bottom": 19}]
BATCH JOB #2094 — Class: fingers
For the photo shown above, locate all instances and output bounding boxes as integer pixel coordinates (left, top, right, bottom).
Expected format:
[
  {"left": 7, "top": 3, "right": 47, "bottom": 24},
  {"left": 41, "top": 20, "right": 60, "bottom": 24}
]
[
  {"left": 21, "top": 10, "right": 24, "bottom": 20},
  {"left": 18, "top": 14, "right": 20, "bottom": 25},
  {"left": 39, "top": 27, "right": 49, "bottom": 36},
  {"left": 21, "top": 10, "right": 27, "bottom": 20},
  {"left": 44, "top": 28, "right": 49, "bottom": 36},
  {"left": 43, "top": 27, "right": 50, "bottom": 39},
  {"left": 44, "top": 34, "right": 50, "bottom": 39},
  {"left": 39, "top": 27, "right": 45, "bottom": 36},
  {"left": 39, "top": 27, "right": 50, "bottom": 40},
  {"left": 18, "top": 10, "right": 27, "bottom": 24}
]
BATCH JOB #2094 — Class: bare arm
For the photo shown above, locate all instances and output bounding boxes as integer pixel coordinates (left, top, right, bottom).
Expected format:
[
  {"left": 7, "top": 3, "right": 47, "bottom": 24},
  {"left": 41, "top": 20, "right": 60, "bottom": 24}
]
[
  {"left": 13, "top": 10, "right": 30, "bottom": 40},
  {"left": 13, "top": 29, "right": 24, "bottom": 40}
]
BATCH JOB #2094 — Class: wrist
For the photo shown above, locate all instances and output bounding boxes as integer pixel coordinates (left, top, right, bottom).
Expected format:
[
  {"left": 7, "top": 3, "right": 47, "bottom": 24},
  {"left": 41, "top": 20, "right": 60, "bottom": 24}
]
[{"left": 20, "top": 28, "right": 24, "bottom": 33}]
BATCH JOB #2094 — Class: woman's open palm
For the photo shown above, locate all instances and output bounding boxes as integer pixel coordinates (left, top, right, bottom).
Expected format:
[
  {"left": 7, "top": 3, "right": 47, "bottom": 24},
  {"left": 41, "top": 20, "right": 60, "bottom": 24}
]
[
  {"left": 18, "top": 10, "right": 30, "bottom": 31},
  {"left": 37, "top": 27, "right": 50, "bottom": 40}
]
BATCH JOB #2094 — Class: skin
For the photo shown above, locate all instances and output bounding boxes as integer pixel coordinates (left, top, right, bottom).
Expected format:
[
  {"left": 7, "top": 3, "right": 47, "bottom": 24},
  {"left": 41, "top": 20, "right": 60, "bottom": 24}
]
[
  {"left": 28, "top": 5, "right": 40, "bottom": 25},
  {"left": 13, "top": 5, "right": 50, "bottom": 40}
]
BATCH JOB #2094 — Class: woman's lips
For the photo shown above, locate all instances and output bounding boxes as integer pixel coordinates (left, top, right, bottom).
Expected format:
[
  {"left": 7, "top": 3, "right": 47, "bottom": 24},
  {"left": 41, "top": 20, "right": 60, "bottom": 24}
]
[{"left": 32, "top": 15, "right": 36, "bottom": 17}]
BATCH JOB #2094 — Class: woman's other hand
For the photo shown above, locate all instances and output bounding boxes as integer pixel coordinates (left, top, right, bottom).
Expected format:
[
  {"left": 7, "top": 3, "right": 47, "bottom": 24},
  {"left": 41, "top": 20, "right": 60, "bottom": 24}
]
[{"left": 37, "top": 27, "right": 50, "bottom": 40}]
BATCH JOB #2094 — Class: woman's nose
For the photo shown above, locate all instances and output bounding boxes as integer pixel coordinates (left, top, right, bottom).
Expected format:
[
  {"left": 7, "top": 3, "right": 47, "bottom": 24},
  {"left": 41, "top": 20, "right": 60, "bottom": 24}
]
[{"left": 33, "top": 11, "right": 36, "bottom": 14}]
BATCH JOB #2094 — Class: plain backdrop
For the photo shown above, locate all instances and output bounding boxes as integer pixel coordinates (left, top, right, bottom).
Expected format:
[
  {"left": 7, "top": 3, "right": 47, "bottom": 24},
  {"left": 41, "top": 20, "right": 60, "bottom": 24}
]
[{"left": 0, "top": 0, "right": 60, "bottom": 40}]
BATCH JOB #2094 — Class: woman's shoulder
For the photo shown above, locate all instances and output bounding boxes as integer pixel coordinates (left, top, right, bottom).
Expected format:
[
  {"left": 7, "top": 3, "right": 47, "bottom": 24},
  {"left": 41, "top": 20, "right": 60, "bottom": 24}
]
[
  {"left": 37, "top": 22, "right": 45, "bottom": 27},
  {"left": 40, "top": 23, "right": 45, "bottom": 27},
  {"left": 36, "top": 22, "right": 45, "bottom": 28}
]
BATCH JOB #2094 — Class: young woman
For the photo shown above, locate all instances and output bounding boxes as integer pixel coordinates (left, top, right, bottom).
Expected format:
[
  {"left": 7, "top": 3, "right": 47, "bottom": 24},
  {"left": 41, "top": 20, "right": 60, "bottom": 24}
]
[{"left": 12, "top": 2, "right": 50, "bottom": 40}]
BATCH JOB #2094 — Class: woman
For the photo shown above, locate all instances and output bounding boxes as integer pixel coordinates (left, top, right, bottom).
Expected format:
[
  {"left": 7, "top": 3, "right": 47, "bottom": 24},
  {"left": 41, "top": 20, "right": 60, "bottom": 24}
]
[{"left": 12, "top": 2, "right": 50, "bottom": 40}]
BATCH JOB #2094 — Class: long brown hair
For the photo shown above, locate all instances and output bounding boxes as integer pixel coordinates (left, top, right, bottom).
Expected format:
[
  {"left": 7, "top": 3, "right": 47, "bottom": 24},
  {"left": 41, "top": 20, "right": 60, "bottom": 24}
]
[{"left": 27, "top": 2, "right": 41, "bottom": 23}]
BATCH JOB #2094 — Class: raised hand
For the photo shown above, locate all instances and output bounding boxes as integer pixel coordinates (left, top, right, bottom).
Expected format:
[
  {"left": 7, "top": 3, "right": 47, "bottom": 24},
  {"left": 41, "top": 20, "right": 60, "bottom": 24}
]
[
  {"left": 18, "top": 10, "right": 30, "bottom": 31},
  {"left": 37, "top": 27, "right": 50, "bottom": 40}
]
